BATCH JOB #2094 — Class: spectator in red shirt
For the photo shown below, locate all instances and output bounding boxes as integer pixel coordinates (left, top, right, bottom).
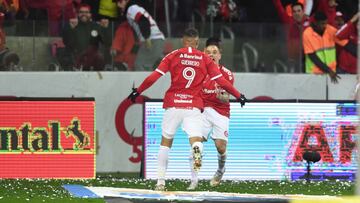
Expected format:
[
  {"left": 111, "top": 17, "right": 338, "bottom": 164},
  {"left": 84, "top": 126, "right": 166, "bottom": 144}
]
[
  {"left": 47, "top": 0, "right": 77, "bottom": 36},
  {"left": 335, "top": 12, "right": 358, "bottom": 74},
  {"left": 305, "top": 0, "right": 337, "bottom": 26},
  {"left": 273, "top": 0, "right": 310, "bottom": 72},
  {"left": 111, "top": 21, "right": 138, "bottom": 71}
]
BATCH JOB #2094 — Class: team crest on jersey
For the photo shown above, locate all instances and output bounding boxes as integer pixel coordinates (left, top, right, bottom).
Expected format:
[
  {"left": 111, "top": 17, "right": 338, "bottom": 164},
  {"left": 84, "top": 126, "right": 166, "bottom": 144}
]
[{"left": 224, "top": 131, "right": 228, "bottom": 137}]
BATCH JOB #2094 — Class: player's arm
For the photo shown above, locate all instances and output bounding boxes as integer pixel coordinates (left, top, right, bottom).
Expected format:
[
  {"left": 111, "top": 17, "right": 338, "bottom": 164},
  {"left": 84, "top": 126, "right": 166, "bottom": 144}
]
[
  {"left": 214, "top": 76, "right": 247, "bottom": 107},
  {"left": 205, "top": 56, "right": 241, "bottom": 98},
  {"left": 214, "top": 76, "right": 240, "bottom": 99},
  {"left": 127, "top": 71, "right": 162, "bottom": 102},
  {"left": 205, "top": 56, "right": 246, "bottom": 106},
  {"left": 216, "top": 70, "right": 234, "bottom": 103},
  {"left": 128, "top": 54, "right": 171, "bottom": 102},
  {"left": 137, "top": 71, "right": 163, "bottom": 93}
]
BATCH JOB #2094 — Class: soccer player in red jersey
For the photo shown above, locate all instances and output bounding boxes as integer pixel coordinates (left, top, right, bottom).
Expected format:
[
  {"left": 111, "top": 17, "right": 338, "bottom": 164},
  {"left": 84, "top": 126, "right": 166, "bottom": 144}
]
[
  {"left": 128, "top": 28, "right": 246, "bottom": 191},
  {"left": 187, "top": 38, "right": 234, "bottom": 190}
]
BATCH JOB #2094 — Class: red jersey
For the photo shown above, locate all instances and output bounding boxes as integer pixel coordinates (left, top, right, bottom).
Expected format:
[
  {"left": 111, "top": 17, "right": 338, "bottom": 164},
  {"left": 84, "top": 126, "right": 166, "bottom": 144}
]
[
  {"left": 155, "top": 47, "right": 223, "bottom": 110},
  {"left": 336, "top": 22, "right": 358, "bottom": 74},
  {"left": 202, "top": 65, "right": 233, "bottom": 118}
]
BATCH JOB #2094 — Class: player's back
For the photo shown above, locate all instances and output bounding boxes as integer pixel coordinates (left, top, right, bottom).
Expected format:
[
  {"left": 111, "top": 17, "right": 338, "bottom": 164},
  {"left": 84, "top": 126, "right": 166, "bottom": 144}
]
[{"left": 156, "top": 47, "right": 217, "bottom": 110}]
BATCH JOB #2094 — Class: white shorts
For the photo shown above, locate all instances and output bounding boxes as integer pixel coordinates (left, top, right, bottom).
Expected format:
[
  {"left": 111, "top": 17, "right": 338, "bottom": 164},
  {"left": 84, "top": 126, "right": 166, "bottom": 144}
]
[
  {"left": 162, "top": 108, "right": 203, "bottom": 139},
  {"left": 202, "top": 107, "right": 229, "bottom": 142}
]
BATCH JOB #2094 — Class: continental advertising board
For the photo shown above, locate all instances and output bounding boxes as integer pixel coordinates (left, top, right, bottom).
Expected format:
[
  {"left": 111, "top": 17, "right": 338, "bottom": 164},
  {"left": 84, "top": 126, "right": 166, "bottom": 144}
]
[{"left": 0, "top": 98, "right": 96, "bottom": 178}]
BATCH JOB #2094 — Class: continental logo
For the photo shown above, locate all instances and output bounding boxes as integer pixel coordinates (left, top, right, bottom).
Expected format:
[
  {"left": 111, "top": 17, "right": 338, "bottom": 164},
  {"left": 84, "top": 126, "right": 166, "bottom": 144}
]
[{"left": 0, "top": 118, "right": 91, "bottom": 152}]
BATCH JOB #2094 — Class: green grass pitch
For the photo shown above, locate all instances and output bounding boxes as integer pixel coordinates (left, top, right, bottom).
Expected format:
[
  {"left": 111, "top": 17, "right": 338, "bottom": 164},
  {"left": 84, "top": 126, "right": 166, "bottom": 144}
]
[{"left": 0, "top": 173, "right": 355, "bottom": 203}]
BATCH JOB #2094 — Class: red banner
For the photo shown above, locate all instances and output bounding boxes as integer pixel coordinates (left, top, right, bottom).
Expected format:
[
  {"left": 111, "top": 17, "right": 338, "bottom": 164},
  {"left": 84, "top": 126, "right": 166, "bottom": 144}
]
[{"left": 0, "top": 99, "right": 95, "bottom": 178}]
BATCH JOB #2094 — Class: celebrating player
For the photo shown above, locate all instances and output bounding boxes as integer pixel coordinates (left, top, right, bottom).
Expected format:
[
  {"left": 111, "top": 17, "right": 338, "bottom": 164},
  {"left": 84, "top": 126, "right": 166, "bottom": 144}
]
[
  {"left": 127, "top": 28, "right": 246, "bottom": 191},
  {"left": 188, "top": 38, "right": 235, "bottom": 190}
]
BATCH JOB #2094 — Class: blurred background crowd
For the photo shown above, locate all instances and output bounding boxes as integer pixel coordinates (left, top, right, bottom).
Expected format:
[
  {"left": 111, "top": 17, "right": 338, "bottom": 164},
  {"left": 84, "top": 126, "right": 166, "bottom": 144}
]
[{"left": 0, "top": 0, "right": 358, "bottom": 74}]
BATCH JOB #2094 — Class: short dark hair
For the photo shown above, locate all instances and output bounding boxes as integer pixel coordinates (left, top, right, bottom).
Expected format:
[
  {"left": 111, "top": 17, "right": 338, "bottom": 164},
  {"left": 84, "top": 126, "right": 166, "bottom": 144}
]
[
  {"left": 314, "top": 11, "right": 327, "bottom": 21},
  {"left": 291, "top": 2, "right": 304, "bottom": 10},
  {"left": 183, "top": 27, "right": 199, "bottom": 38},
  {"left": 205, "top": 37, "right": 221, "bottom": 49}
]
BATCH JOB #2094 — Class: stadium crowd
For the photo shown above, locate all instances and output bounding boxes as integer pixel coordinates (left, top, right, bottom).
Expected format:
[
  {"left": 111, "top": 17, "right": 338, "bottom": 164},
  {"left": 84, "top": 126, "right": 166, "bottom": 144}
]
[{"left": 0, "top": 0, "right": 357, "bottom": 75}]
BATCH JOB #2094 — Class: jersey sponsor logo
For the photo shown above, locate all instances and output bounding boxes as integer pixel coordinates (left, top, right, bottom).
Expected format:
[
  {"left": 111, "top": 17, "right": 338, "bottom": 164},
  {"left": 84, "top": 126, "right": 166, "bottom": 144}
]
[
  {"left": 203, "top": 88, "right": 217, "bottom": 94},
  {"left": 179, "top": 53, "right": 203, "bottom": 60},
  {"left": 181, "top": 60, "right": 200, "bottom": 67},
  {"left": 174, "top": 93, "right": 193, "bottom": 99},
  {"left": 174, "top": 99, "right": 193, "bottom": 103}
]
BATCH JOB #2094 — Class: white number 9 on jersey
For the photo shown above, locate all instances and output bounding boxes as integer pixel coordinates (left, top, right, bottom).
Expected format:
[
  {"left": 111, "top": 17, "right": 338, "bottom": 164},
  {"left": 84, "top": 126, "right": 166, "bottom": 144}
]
[{"left": 182, "top": 67, "right": 196, "bottom": 88}]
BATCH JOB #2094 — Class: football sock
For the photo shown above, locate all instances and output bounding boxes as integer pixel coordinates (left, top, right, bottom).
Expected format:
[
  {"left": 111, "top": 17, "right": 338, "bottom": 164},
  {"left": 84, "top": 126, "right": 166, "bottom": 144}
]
[
  {"left": 218, "top": 152, "right": 227, "bottom": 172},
  {"left": 192, "top": 141, "right": 203, "bottom": 153},
  {"left": 189, "top": 151, "right": 198, "bottom": 182},
  {"left": 157, "top": 145, "right": 170, "bottom": 185}
]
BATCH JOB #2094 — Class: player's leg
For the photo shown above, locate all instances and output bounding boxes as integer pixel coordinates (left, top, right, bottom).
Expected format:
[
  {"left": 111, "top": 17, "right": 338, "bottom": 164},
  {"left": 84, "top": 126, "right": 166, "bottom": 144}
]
[
  {"left": 155, "top": 108, "right": 182, "bottom": 191},
  {"left": 183, "top": 108, "right": 204, "bottom": 181},
  {"left": 187, "top": 108, "right": 212, "bottom": 188},
  {"left": 210, "top": 139, "right": 227, "bottom": 186},
  {"left": 155, "top": 136, "right": 173, "bottom": 191},
  {"left": 187, "top": 112, "right": 212, "bottom": 190},
  {"left": 206, "top": 108, "right": 229, "bottom": 186}
]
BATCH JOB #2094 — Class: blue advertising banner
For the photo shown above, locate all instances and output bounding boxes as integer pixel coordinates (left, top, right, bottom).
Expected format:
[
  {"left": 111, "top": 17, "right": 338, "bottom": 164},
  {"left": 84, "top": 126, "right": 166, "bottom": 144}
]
[{"left": 143, "top": 101, "right": 358, "bottom": 181}]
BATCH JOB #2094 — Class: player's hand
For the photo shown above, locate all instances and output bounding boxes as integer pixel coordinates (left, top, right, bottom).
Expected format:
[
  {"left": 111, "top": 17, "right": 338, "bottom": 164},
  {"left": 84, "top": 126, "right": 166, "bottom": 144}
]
[
  {"left": 216, "top": 91, "right": 230, "bottom": 103},
  {"left": 238, "top": 94, "right": 247, "bottom": 107},
  {"left": 128, "top": 88, "right": 140, "bottom": 102},
  {"left": 329, "top": 71, "right": 341, "bottom": 84},
  {"left": 69, "top": 18, "right": 78, "bottom": 29},
  {"left": 99, "top": 18, "right": 109, "bottom": 28}
]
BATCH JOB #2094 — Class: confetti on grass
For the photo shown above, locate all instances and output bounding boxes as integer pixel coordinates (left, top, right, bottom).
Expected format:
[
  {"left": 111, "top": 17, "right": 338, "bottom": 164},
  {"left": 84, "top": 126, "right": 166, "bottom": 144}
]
[{"left": 0, "top": 175, "right": 355, "bottom": 202}]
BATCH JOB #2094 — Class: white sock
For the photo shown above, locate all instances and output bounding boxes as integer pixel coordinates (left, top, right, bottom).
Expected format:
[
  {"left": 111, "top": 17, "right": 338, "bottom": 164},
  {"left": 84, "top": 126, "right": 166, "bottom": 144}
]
[
  {"left": 189, "top": 151, "right": 198, "bottom": 183},
  {"left": 217, "top": 152, "right": 227, "bottom": 172},
  {"left": 157, "top": 145, "right": 170, "bottom": 185},
  {"left": 191, "top": 141, "right": 203, "bottom": 153}
]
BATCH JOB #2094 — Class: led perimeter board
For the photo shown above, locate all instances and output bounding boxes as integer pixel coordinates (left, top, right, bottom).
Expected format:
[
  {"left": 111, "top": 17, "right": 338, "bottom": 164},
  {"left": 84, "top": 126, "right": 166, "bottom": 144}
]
[
  {"left": 143, "top": 100, "right": 358, "bottom": 181},
  {"left": 0, "top": 97, "right": 96, "bottom": 179}
]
